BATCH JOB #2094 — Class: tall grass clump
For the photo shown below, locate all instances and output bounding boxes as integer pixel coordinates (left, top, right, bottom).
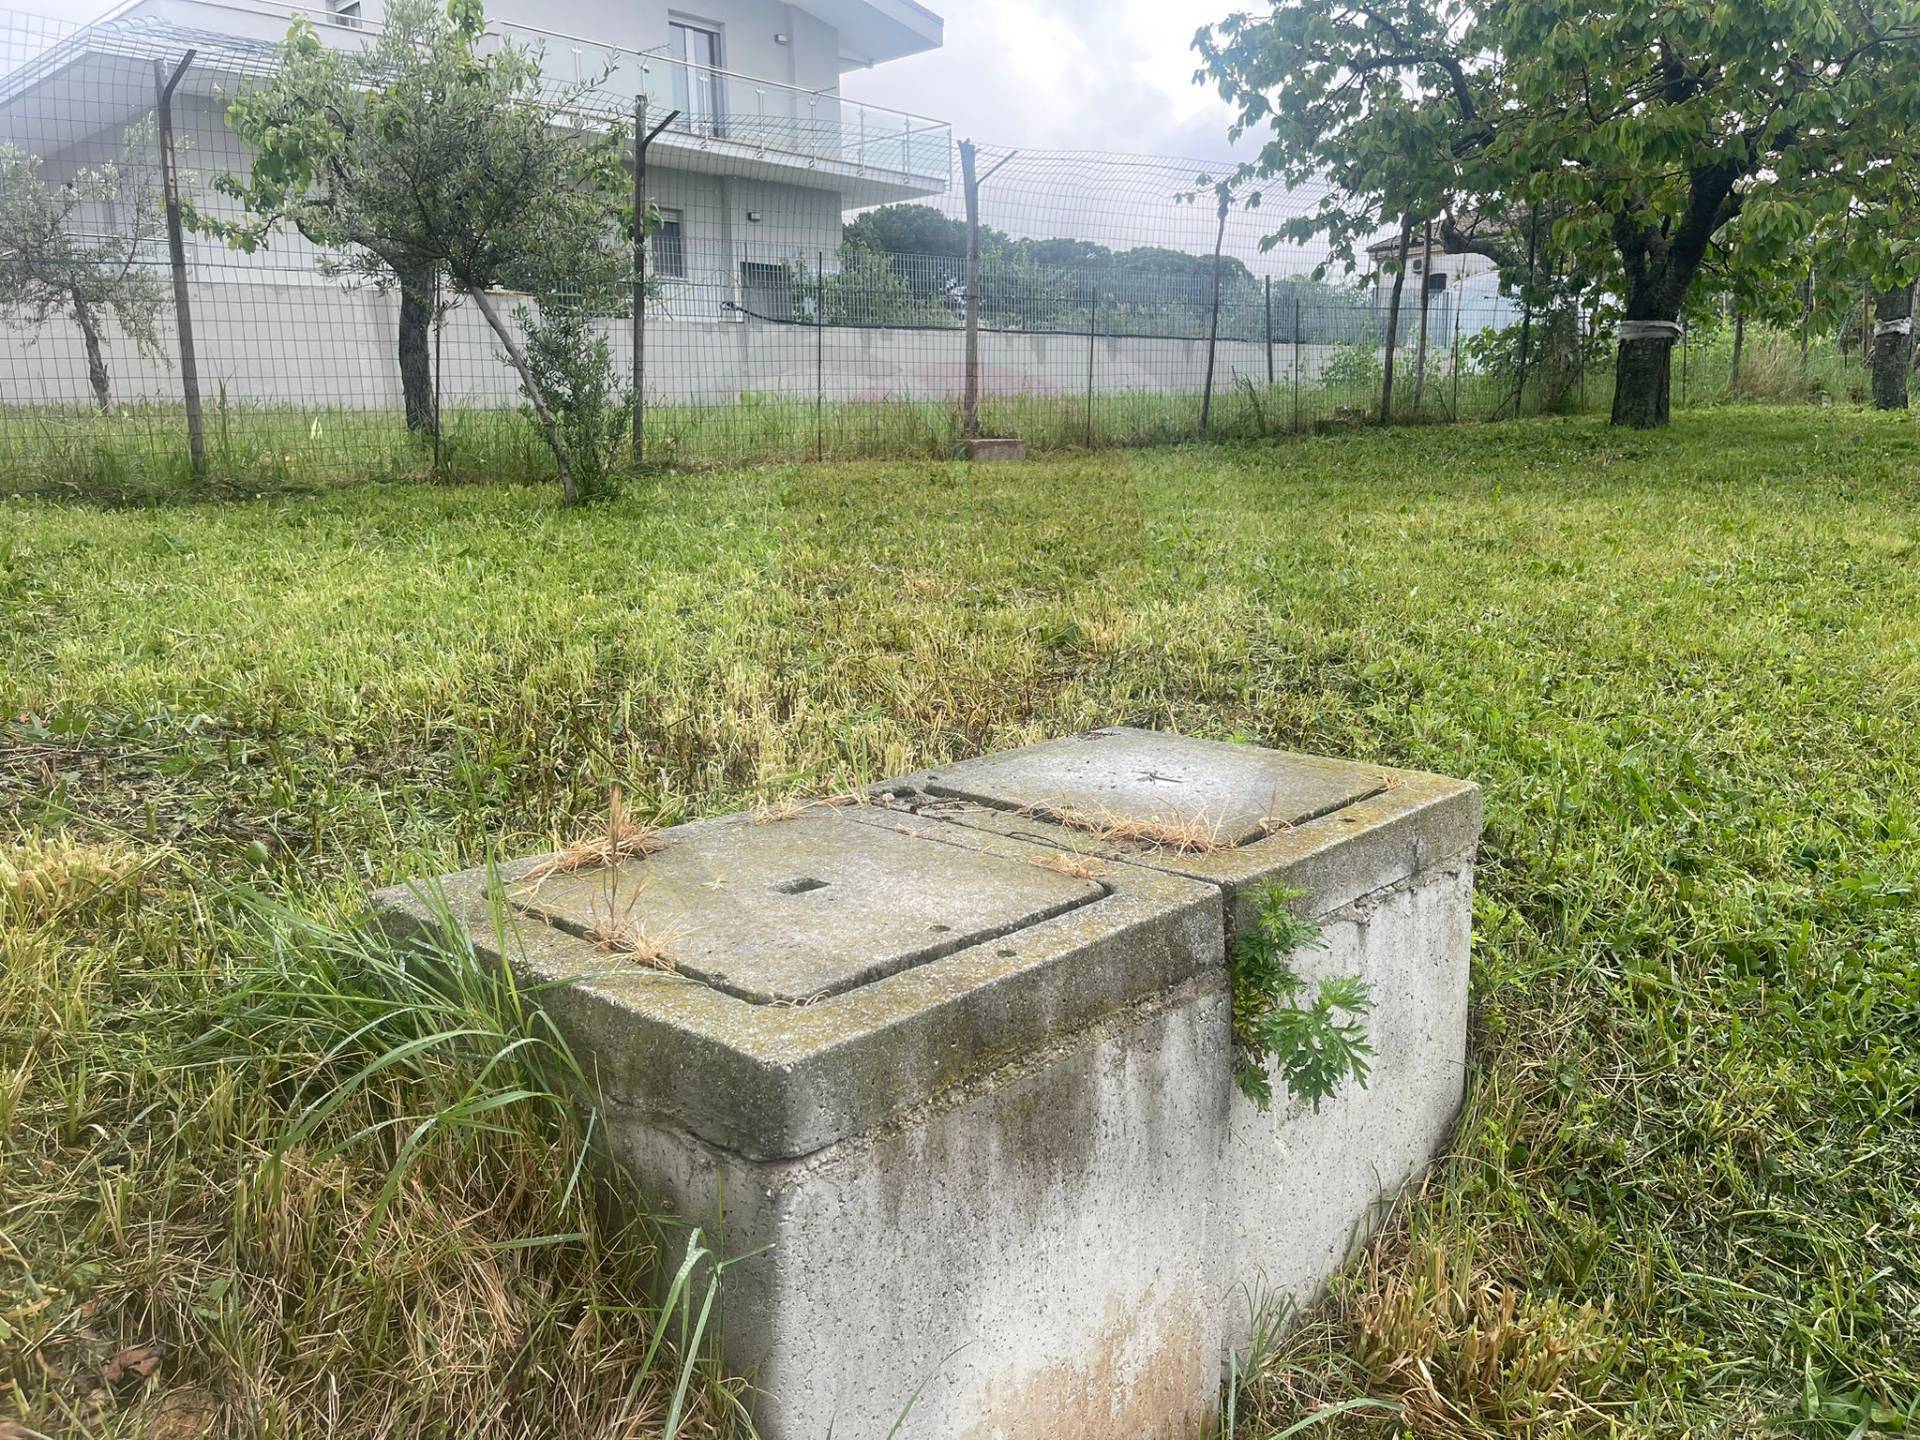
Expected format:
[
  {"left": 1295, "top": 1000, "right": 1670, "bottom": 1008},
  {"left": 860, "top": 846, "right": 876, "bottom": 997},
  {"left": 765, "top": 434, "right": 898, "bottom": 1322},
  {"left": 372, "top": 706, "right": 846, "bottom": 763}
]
[{"left": 0, "top": 839, "right": 747, "bottom": 1438}]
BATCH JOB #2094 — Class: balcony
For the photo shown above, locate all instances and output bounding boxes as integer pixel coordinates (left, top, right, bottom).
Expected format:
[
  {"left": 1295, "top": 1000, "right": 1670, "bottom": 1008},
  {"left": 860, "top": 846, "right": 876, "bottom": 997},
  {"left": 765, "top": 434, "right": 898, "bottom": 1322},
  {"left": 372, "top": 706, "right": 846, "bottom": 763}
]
[
  {"left": 0, "top": 0, "right": 951, "bottom": 203},
  {"left": 489, "top": 19, "right": 952, "bottom": 201}
]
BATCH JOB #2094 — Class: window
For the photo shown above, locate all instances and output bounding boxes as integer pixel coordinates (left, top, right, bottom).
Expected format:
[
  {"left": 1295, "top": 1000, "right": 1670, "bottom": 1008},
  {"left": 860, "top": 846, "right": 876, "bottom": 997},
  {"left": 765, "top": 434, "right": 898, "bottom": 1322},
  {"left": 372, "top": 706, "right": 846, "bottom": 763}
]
[
  {"left": 1426, "top": 271, "right": 1448, "bottom": 293},
  {"left": 326, "top": 0, "right": 362, "bottom": 28},
  {"left": 651, "top": 208, "right": 686, "bottom": 279},
  {"left": 669, "top": 20, "right": 725, "bottom": 135}
]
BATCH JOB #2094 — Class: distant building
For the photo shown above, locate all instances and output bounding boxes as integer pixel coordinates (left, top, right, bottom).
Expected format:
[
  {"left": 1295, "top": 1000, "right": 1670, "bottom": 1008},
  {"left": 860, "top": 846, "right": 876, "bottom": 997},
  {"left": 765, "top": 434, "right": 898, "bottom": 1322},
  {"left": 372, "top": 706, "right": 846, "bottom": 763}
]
[
  {"left": 0, "top": 0, "right": 949, "bottom": 314},
  {"left": 1364, "top": 230, "right": 1517, "bottom": 343}
]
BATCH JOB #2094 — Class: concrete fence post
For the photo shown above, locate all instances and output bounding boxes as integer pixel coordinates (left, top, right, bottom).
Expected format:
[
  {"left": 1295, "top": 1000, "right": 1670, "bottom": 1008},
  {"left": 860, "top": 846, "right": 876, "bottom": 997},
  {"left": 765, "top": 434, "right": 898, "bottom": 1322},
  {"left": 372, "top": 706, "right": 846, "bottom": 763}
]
[
  {"left": 1412, "top": 218, "right": 1433, "bottom": 415},
  {"left": 1680, "top": 314, "right": 1689, "bottom": 408}
]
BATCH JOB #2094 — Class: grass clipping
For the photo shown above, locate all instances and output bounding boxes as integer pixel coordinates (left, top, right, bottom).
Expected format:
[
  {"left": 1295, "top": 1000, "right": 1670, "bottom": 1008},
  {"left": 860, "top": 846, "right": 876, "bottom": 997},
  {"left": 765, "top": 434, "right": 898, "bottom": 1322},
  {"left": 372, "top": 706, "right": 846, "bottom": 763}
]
[
  {"left": 1046, "top": 803, "right": 1228, "bottom": 855},
  {"left": 525, "top": 789, "right": 664, "bottom": 881}
]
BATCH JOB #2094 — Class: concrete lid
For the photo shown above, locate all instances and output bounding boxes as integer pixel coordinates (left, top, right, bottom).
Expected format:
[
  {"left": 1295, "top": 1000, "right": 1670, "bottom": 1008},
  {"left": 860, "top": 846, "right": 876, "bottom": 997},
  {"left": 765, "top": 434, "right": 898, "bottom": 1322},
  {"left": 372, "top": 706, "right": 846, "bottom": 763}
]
[
  {"left": 514, "top": 815, "right": 1101, "bottom": 1005},
  {"left": 373, "top": 807, "right": 1220, "bottom": 1161},
  {"left": 913, "top": 728, "right": 1383, "bottom": 847},
  {"left": 877, "top": 729, "right": 1483, "bottom": 937}
]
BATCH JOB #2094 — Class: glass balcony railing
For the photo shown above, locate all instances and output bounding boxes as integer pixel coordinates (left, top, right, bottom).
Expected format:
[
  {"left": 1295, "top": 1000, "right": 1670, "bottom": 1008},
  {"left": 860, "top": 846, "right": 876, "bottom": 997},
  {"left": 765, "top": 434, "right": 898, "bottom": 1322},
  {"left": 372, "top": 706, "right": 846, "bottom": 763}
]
[
  {"left": 15, "top": 1, "right": 952, "bottom": 190},
  {"left": 491, "top": 20, "right": 952, "bottom": 188}
]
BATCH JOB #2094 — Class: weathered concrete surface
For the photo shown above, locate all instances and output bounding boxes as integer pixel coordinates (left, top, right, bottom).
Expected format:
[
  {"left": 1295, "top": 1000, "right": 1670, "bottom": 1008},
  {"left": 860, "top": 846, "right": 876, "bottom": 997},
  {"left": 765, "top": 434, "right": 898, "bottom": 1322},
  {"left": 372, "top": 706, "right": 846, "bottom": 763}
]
[
  {"left": 373, "top": 806, "right": 1219, "bottom": 1161},
  {"left": 1219, "top": 861, "right": 1473, "bottom": 1342},
  {"left": 876, "top": 728, "right": 1482, "bottom": 1341},
  {"left": 515, "top": 812, "right": 1101, "bottom": 1004},
  {"left": 908, "top": 726, "right": 1384, "bottom": 847},
  {"left": 616, "top": 976, "right": 1231, "bottom": 1440}
]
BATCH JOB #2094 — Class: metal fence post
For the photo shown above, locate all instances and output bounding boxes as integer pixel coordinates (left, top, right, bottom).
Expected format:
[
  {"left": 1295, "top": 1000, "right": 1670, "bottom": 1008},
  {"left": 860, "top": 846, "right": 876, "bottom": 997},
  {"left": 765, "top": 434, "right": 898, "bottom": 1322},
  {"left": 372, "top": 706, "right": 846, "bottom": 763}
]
[
  {"left": 154, "top": 52, "right": 205, "bottom": 478},
  {"left": 960, "top": 139, "right": 981, "bottom": 439},
  {"left": 1292, "top": 297, "right": 1301, "bottom": 431},
  {"left": 1199, "top": 187, "right": 1229, "bottom": 436},
  {"left": 1450, "top": 291, "right": 1463, "bottom": 417},
  {"left": 1086, "top": 286, "right": 1097, "bottom": 448},
  {"left": 958, "top": 140, "right": 1015, "bottom": 443},
  {"left": 632, "top": 95, "right": 645, "bottom": 466},
  {"left": 1265, "top": 275, "right": 1274, "bottom": 388},
  {"left": 1412, "top": 218, "right": 1433, "bottom": 415},
  {"left": 816, "top": 250, "right": 825, "bottom": 461},
  {"left": 1680, "top": 315, "right": 1689, "bottom": 408},
  {"left": 432, "top": 269, "right": 443, "bottom": 473},
  {"left": 631, "top": 97, "right": 677, "bottom": 466},
  {"left": 1577, "top": 306, "right": 1587, "bottom": 412}
]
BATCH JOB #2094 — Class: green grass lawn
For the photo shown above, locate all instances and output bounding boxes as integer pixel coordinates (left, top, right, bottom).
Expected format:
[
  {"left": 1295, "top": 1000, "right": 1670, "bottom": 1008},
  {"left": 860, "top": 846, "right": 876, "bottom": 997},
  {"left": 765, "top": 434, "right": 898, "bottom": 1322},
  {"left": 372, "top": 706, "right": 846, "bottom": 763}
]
[{"left": 3, "top": 408, "right": 1917, "bottom": 1437}]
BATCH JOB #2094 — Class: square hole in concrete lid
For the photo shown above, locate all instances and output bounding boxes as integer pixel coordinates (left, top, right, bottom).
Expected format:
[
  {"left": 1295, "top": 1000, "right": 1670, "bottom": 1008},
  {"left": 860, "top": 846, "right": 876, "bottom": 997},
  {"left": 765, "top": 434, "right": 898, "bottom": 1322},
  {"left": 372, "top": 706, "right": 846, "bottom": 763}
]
[
  {"left": 511, "top": 810, "right": 1102, "bottom": 1006},
  {"left": 920, "top": 729, "right": 1386, "bottom": 848}
]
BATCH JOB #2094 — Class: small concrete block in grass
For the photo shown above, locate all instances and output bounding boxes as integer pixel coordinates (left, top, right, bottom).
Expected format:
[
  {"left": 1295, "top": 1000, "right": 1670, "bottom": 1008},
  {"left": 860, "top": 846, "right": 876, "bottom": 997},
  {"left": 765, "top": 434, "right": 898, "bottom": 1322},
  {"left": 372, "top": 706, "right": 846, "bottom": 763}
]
[
  {"left": 961, "top": 436, "right": 1026, "bottom": 461},
  {"left": 374, "top": 732, "right": 1482, "bottom": 1438}
]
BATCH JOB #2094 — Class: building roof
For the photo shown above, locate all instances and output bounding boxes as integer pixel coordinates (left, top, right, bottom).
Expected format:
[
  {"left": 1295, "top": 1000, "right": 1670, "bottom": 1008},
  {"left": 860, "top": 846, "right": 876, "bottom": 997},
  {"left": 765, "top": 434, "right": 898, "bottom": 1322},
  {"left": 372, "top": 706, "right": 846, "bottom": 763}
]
[{"left": 801, "top": 0, "right": 942, "bottom": 68}]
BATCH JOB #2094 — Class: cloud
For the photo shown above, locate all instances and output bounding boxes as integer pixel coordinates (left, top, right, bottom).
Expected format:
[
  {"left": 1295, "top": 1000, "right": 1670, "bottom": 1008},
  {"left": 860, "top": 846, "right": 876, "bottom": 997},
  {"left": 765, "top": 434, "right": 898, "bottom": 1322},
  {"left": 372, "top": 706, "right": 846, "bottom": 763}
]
[{"left": 843, "top": 0, "right": 1255, "bottom": 163}]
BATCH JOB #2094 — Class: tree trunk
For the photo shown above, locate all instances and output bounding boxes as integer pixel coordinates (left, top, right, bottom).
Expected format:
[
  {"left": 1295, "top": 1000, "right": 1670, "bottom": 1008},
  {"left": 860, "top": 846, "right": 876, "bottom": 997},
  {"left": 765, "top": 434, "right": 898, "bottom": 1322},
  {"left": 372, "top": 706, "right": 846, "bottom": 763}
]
[
  {"left": 71, "top": 288, "right": 111, "bottom": 414},
  {"left": 467, "top": 285, "right": 577, "bottom": 504},
  {"left": 1610, "top": 330, "right": 1674, "bottom": 428},
  {"left": 396, "top": 263, "right": 438, "bottom": 436},
  {"left": 1379, "top": 213, "right": 1412, "bottom": 424},
  {"left": 1869, "top": 284, "right": 1913, "bottom": 412}
]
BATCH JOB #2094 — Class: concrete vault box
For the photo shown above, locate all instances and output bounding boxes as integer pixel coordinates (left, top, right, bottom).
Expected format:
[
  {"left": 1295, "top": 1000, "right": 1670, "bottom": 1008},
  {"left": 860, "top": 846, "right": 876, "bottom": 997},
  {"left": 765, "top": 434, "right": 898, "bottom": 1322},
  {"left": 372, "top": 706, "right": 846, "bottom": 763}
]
[{"left": 374, "top": 732, "right": 1482, "bottom": 1440}]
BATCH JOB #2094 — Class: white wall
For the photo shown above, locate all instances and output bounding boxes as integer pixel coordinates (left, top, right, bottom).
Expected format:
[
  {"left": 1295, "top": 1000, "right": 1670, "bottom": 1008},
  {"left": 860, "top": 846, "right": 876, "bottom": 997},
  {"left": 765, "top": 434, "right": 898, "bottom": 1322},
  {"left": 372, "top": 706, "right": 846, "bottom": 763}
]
[{"left": 2, "top": 278, "right": 1356, "bottom": 412}]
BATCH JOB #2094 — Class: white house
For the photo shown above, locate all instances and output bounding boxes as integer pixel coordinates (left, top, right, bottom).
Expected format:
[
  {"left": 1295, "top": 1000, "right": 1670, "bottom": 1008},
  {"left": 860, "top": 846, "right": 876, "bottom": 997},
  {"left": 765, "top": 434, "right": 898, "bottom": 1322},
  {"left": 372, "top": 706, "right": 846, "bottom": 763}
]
[
  {"left": 0, "top": 0, "right": 948, "bottom": 315},
  {"left": 1365, "top": 231, "right": 1518, "bottom": 344}
]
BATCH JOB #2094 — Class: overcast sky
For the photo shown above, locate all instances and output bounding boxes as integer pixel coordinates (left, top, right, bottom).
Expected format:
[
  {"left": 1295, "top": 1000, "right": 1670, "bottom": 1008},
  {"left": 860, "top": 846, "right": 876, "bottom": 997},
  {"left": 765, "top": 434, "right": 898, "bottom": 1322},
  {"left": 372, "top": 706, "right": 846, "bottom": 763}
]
[{"left": 844, "top": 0, "right": 1254, "bottom": 163}]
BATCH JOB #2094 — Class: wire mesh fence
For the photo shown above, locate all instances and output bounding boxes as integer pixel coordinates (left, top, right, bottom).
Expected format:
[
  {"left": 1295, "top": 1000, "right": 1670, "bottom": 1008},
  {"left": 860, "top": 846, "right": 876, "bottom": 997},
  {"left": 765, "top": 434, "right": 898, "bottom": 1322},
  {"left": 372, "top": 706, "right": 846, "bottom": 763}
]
[{"left": 0, "top": 3, "right": 1871, "bottom": 490}]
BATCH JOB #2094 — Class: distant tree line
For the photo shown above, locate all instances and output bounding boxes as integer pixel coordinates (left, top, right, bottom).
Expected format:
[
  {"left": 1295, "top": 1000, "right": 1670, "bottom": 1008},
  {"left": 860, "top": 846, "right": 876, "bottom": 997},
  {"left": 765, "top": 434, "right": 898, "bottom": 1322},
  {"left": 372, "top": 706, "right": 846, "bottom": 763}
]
[{"left": 779, "top": 204, "right": 1376, "bottom": 342}]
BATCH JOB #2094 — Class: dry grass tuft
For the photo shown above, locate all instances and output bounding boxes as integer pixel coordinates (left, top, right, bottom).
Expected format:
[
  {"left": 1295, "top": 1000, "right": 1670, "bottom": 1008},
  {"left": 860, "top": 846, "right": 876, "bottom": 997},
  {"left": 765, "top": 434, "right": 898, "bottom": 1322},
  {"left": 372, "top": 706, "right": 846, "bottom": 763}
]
[
  {"left": 1347, "top": 1237, "right": 1622, "bottom": 1432},
  {"left": 0, "top": 834, "right": 145, "bottom": 923},
  {"left": 1037, "top": 849, "right": 1109, "bottom": 881},
  {"left": 1240, "top": 1211, "right": 1624, "bottom": 1439},
  {"left": 526, "top": 788, "right": 664, "bottom": 880},
  {"left": 750, "top": 788, "right": 863, "bottom": 824},
  {"left": 561, "top": 876, "right": 678, "bottom": 973},
  {"left": 584, "top": 916, "right": 677, "bottom": 972},
  {"left": 1048, "top": 803, "right": 1228, "bottom": 855}
]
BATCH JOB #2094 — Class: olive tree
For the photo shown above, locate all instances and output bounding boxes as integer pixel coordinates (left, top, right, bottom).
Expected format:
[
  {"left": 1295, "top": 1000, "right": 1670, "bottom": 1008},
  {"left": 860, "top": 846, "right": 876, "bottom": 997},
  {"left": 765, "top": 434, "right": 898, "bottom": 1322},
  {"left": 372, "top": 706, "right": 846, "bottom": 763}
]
[
  {"left": 206, "top": 0, "right": 629, "bottom": 498},
  {"left": 0, "top": 127, "right": 167, "bottom": 413},
  {"left": 1196, "top": 0, "right": 1920, "bottom": 428}
]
